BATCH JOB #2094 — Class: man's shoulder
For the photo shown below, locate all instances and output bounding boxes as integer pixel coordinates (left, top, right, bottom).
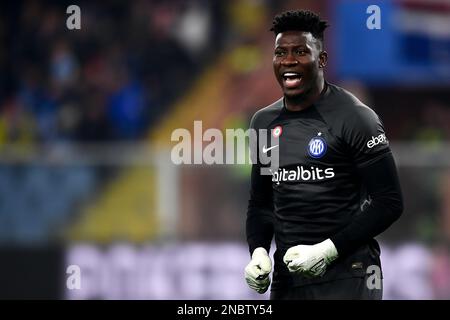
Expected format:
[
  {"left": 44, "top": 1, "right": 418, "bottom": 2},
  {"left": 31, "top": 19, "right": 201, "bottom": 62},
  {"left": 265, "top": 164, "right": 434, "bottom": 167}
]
[
  {"left": 326, "top": 83, "right": 371, "bottom": 112},
  {"left": 250, "top": 98, "right": 283, "bottom": 129},
  {"left": 320, "top": 83, "right": 380, "bottom": 126}
]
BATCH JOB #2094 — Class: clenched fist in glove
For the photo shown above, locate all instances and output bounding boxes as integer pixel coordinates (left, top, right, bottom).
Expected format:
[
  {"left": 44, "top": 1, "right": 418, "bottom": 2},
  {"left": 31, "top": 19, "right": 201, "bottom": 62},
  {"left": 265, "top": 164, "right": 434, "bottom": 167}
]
[
  {"left": 283, "top": 239, "right": 339, "bottom": 278},
  {"left": 244, "top": 247, "right": 272, "bottom": 293}
]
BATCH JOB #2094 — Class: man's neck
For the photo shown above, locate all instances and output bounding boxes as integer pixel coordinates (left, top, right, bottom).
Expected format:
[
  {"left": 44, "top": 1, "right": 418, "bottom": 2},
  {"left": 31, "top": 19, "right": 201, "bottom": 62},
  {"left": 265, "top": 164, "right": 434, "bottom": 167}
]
[{"left": 284, "top": 80, "right": 326, "bottom": 112}]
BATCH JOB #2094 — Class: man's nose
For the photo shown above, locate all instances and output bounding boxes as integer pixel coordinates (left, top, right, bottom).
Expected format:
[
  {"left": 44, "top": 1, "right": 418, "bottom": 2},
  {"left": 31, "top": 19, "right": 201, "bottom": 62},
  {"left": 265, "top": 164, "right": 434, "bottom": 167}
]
[{"left": 281, "top": 53, "right": 298, "bottom": 66}]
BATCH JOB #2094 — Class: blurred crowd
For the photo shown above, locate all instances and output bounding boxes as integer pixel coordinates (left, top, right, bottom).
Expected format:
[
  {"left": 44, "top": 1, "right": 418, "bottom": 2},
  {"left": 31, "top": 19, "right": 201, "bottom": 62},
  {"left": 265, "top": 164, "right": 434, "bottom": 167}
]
[
  {"left": 0, "top": 0, "right": 228, "bottom": 244},
  {"left": 2, "top": 0, "right": 449, "bottom": 147},
  {"left": 0, "top": 0, "right": 223, "bottom": 145}
]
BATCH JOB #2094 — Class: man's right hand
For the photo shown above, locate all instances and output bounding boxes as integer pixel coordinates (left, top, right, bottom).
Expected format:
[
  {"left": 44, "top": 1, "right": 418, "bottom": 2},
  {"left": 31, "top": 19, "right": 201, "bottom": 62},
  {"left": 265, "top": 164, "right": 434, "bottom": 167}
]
[{"left": 244, "top": 247, "right": 272, "bottom": 294}]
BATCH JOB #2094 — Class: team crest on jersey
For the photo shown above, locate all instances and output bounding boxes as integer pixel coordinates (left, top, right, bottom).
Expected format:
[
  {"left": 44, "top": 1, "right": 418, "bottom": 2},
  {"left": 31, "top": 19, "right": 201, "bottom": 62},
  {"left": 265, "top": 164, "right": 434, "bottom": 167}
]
[
  {"left": 272, "top": 126, "right": 282, "bottom": 138},
  {"left": 308, "top": 134, "right": 327, "bottom": 158}
]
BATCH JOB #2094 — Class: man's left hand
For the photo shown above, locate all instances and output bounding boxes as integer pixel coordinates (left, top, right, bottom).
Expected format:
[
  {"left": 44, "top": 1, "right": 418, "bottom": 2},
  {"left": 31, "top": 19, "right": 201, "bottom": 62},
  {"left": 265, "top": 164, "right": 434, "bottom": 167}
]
[{"left": 283, "top": 239, "right": 339, "bottom": 277}]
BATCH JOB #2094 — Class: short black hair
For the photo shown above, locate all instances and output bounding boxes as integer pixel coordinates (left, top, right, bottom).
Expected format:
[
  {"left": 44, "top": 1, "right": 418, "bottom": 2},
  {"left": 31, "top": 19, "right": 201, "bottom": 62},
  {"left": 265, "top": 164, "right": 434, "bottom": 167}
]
[{"left": 270, "top": 10, "right": 329, "bottom": 42}]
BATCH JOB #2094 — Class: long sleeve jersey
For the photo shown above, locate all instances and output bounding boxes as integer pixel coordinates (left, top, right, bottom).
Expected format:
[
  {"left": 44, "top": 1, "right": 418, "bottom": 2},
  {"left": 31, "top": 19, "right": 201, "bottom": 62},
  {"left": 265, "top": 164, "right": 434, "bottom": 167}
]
[{"left": 246, "top": 82, "right": 403, "bottom": 288}]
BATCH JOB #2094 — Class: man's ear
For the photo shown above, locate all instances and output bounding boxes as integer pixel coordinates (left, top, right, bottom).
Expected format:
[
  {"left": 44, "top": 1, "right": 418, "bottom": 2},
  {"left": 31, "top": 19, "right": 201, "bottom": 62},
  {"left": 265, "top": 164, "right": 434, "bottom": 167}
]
[{"left": 319, "top": 51, "right": 328, "bottom": 68}]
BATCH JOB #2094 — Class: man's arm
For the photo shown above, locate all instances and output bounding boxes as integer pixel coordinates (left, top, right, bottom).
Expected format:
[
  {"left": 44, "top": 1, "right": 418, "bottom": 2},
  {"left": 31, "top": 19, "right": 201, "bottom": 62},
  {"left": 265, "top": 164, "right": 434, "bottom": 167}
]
[
  {"left": 246, "top": 163, "right": 274, "bottom": 254},
  {"left": 283, "top": 103, "right": 403, "bottom": 277},
  {"left": 245, "top": 159, "right": 274, "bottom": 293},
  {"left": 330, "top": 151, "right": 403, "bottom": 256},
  {"left": 329, "top": 104, "right": 403, "bottom": 256},
  {"left": 283, "top": 151, "right": 403, "bottom": 278}
]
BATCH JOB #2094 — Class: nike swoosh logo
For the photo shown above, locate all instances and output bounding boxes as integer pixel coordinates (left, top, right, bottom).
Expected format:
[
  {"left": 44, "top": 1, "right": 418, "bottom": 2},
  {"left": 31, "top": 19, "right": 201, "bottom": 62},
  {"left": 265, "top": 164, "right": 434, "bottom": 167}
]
[{"left": 262, "top": 145, "right": 279, "bottom": 153}]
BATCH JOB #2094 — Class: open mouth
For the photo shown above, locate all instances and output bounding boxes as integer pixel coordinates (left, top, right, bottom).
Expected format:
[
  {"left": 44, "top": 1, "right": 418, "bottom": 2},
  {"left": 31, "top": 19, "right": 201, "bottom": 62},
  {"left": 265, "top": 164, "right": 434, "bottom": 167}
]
[{"left": 282, "top": 72, "right": 302, "bottom": 88}]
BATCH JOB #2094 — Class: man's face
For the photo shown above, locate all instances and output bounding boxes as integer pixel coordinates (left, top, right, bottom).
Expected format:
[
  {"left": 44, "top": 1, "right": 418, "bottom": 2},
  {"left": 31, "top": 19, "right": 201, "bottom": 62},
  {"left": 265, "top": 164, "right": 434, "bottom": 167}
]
[{"left": 273, "top": 31, "right": 327, "bottom": 99}]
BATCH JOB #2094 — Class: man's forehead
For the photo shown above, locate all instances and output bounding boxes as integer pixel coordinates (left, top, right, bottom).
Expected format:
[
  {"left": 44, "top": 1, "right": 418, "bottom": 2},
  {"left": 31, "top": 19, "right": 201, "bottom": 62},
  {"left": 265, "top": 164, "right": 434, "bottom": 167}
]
[{"left": 275, "top": 31, "right": 316, "bottom": 46}]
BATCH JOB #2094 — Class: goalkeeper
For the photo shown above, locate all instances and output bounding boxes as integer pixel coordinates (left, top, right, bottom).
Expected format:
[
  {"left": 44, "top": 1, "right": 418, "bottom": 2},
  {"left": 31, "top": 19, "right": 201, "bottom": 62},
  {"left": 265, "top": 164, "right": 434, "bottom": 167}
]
[{"left": 244, "top": 10, "right": 403, "bottom": 300}]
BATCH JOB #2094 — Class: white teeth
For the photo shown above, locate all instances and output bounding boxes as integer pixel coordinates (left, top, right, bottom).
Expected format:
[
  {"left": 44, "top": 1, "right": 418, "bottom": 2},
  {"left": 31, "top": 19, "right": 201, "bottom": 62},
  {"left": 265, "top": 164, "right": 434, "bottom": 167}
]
[{"left": 283, "top": 72, "right": 301, "bottom": 77}]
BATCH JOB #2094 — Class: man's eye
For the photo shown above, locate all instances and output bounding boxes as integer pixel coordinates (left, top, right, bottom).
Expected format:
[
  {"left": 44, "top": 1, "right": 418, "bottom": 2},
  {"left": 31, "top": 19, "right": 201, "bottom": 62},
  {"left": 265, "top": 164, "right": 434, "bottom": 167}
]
[
  {"left": 275, "top": 51, "right": 285, "bottom": 57},
  {"left": 296, "top": 49, "right": 306, "bottom": 55}
]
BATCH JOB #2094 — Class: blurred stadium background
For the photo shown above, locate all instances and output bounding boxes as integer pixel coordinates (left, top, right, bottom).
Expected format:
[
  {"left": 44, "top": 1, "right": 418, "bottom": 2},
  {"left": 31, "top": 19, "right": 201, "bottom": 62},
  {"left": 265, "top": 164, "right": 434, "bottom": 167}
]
[{"left": 0, "top": 0, "right": 450, "bottom": 299}]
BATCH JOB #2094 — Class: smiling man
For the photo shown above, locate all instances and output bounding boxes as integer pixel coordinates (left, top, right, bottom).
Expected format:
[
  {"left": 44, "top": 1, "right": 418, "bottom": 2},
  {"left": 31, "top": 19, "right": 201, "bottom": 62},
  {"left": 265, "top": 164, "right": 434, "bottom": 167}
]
[{"left": 244, "top": 10, "right": 403, "bottom": 300}]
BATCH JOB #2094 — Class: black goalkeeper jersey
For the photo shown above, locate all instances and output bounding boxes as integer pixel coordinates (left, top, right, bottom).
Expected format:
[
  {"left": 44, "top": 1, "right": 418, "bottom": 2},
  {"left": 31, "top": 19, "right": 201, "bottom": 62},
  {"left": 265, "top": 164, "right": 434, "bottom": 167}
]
[{"left": 246, "top": 82, "right": 402, "bottom": 288}]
